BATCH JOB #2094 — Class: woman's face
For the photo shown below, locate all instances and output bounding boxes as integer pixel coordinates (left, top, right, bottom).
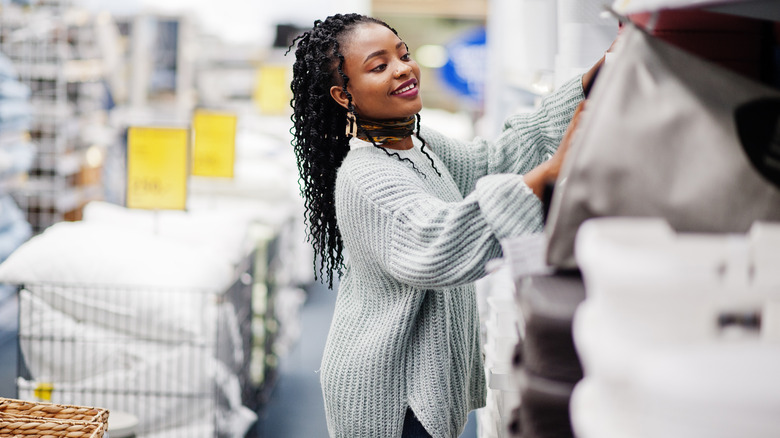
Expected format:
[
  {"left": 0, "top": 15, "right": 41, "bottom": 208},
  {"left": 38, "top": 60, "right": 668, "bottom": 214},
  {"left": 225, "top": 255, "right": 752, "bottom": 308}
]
[{"left": 331, "top": 23, "right": 422, "bottom": 120}]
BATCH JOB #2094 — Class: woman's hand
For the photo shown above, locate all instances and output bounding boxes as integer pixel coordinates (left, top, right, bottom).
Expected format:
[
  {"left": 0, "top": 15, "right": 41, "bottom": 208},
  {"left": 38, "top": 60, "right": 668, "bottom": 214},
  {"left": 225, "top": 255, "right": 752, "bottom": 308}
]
[
  {"left": 582, "top": 56, "right": 604, "bottom": 96},
  {"left": 524, "top": 101, "right": 586, "bottom": 199}
]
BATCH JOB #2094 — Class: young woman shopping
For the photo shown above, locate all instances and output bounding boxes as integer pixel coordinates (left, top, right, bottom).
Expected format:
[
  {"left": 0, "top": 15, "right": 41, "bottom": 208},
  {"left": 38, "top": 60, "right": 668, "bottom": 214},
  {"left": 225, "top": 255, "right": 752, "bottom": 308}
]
[{"left": 289, "top": 13, "right": 601, "bottom": 438}]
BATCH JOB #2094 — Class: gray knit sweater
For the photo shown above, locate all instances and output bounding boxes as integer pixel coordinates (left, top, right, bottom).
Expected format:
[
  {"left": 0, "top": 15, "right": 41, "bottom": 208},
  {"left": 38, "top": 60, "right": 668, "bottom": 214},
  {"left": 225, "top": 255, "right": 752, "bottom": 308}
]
[{"left": 321, "top": 76, "right": 584, "bottom": 438}]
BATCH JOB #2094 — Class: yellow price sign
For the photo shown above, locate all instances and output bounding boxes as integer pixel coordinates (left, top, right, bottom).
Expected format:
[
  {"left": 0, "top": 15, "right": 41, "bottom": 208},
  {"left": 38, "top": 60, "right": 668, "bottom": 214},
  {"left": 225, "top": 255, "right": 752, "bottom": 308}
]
[
  {"left": 192, "top": 110, "right": 237, "bottom": 178},
  {"left": 34, "top": 382, "right": 54, "bottom": 401},
  {"left": 126, "top": 126, "right": 189, "bottom": 210},
  {"left": 253, "top": 65, "right": 291, "bottom": 114}
]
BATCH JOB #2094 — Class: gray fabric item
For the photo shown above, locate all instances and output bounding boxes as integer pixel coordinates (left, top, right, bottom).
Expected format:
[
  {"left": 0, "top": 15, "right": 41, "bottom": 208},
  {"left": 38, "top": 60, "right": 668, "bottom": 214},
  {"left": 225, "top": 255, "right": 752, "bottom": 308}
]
[{"left": 545, "top": 24, "right": 780, "bottom": 269}]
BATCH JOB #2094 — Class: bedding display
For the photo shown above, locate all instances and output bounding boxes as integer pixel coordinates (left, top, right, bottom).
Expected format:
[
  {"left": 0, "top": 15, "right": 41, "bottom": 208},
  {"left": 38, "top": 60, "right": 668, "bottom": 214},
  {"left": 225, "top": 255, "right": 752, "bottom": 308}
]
[
  {"left": 572, "top": 217, "right": 780, "bottom": 438},
  {"left": 0, "top": 209, "right": 268, "bottom": 437}
]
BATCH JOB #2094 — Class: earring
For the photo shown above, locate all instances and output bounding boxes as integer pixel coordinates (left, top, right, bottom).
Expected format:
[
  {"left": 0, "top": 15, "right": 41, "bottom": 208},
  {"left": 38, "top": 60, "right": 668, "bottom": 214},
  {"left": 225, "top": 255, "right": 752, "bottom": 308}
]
[{"left": 345, "top": 112, "right": 358, "bottom": 138}]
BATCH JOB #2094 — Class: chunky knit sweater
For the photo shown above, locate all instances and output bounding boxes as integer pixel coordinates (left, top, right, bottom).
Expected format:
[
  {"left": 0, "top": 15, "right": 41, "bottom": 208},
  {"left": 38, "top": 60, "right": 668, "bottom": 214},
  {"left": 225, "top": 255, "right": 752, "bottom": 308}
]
[{"left": 321, "top": 76, "right": 584, "bottom": 438}]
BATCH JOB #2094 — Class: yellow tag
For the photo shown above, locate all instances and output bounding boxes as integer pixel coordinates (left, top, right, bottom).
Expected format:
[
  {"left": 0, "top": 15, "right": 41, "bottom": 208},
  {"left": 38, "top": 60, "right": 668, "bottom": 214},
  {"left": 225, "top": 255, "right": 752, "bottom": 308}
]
[
  {"left": 34, "top": 382, "right": 54, "bottom": 401},
  {"left": 126, "top": 127, "right": 189, "bottom": 210},
  {"left": 192, "top": 110, "right": 237, "bottom": 178},
  {"left": 253, "top": 65, "right": 291, "bottom": 114}
]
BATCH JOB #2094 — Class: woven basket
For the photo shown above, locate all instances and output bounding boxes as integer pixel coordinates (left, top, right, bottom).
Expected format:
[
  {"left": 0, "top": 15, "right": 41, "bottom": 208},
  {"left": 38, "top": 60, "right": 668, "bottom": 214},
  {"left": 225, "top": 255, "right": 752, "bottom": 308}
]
[{"left": 0, "top": 398, "right": 108, "bottom": 438}]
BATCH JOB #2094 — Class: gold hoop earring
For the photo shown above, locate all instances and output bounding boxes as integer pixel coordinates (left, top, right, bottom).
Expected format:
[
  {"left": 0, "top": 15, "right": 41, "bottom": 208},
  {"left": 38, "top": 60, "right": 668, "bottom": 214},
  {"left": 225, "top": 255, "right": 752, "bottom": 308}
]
[{"left": 345, "top": 112, "right": 358, "bottom": 138}]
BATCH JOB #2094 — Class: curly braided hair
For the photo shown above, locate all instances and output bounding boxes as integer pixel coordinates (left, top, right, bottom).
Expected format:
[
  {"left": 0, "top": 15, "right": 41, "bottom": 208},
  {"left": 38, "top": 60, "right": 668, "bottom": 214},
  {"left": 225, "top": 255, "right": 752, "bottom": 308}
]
[{"left": 289, "top": 13, "right": 438, "bottom": 288}]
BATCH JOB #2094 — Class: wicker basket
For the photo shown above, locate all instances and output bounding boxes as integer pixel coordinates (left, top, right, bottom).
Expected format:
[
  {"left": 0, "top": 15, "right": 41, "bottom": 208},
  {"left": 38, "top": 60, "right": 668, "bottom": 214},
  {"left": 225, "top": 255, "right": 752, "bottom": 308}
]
[{"left": 0, "top": 398, "right": 109, "bottom": 438}]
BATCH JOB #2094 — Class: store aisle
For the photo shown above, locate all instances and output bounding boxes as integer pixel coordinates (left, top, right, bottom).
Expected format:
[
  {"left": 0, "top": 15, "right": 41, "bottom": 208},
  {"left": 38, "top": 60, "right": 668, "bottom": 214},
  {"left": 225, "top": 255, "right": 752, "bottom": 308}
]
[
  {"left": 252, "top": 280, "right": 478, "bottom": 438},
  {"left": 252, "top": 281, "right": 333, "bottom": 437}
]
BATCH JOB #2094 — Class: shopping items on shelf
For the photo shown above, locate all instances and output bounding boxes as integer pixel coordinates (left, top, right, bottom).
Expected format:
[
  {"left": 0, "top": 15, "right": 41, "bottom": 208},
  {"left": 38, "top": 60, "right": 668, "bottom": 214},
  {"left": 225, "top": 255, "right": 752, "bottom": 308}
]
[
  {"left": 545, "top": 23, "right": 780, "bottom": 269},
  {"left": 504, "top": 273, "right": 585, "bottom": 438},
  {"left": 612, "top": 0, "right": 780, "bottom": 21},
  {"left": 0, "top": 4, "right": 115, "bottom": 232},
  {"left": 571, "top": 217, "right": 780, "bottom": 438},
  {"left": 627, "top": 8, "right": 769, "bottom": 80},
  {"left": 478, "top": 233, "right": 587, "bottom": 438}
]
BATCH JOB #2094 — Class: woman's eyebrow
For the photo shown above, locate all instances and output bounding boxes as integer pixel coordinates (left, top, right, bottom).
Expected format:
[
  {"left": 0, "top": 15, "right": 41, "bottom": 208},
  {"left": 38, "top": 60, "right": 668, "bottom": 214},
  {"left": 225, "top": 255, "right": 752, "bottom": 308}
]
[{"left": 363, "top": 41, "right": 406, "bottom": 64}]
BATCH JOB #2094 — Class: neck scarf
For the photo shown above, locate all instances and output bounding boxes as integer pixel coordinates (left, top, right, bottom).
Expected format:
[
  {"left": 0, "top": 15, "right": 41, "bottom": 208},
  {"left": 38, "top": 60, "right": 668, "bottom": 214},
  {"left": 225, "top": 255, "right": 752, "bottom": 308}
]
[{"left": 356, "top": 115, "right": 416, "bottom": 144}]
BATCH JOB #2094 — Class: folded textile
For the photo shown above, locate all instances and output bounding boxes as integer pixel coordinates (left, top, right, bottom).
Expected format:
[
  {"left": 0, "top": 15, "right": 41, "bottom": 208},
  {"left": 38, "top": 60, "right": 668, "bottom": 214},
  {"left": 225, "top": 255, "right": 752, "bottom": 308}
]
[
  {"left": 0, "top": 79, "right": 31, "bottom": 100},
  {"left": 0, "top": 116, "right": 32, "bottom": 133},
  {"left": 0, "top": 99, "right": 33, "bottom": 122},
  {"left": 0, "top": 139, "right": 36, "bottom": 177},
  {"left": 0, "top": 53, "right": 17, "bottom": 80},
  {"left": 0, "top": 195, "right": 32, "bottom": 262}
]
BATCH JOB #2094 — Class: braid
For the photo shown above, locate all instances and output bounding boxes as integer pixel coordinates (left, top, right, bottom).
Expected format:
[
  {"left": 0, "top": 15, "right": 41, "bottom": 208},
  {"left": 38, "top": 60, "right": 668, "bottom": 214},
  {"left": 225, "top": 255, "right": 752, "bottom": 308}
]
[
  {"left": 289, "top": 14, "right": 440, "bottom": 287},
  {"left": 416, "top": 113, "right": 441, "bottom": 177},
  {"left": 289, "top": 13, "right": 393, "bottom": 288}
]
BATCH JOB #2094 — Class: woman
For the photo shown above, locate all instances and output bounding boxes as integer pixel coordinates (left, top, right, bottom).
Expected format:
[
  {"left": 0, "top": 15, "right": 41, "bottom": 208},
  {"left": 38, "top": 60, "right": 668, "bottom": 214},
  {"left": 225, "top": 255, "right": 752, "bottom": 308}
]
[{"left": 289, "top": 13, "right": 600, "bottom": 438}]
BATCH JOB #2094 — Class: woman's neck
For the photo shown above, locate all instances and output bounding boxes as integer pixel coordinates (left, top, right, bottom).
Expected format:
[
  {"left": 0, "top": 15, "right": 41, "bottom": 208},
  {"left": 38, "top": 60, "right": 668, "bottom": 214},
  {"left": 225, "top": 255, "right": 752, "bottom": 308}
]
[{"left": 381, "top": 136, "right": 414, "bottom": 150}]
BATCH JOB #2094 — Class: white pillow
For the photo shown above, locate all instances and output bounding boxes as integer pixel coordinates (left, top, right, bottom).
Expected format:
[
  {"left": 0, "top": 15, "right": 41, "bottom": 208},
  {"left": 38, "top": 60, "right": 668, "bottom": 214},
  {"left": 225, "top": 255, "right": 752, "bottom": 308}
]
[
  {"left": 82, "top": 201, "right": 252, "bottom": 265},
  {"left": 0, "top": 221, "right": 235, "bottom": 289}
]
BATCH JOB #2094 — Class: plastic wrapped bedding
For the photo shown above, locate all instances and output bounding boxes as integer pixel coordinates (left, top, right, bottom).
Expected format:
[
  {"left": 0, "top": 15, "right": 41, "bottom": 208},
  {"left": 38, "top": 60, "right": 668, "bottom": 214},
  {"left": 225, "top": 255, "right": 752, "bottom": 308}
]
[
  {"left": 0, "top": 78, "right": 31, "bottom": 100},
  {"left": 17, "top": 337, "right": 256, "bottom": 438},
  {"left": 0, "top": 194, "right": 31, "bottom": 262},
  {"left": 0, "top": 220, "right": 255, "bottom": 437},
  {"left": 0, "top": 220, "right": 236, "bottom": 288},
  {"left": 0, "top": 53, "right": 17, "bottom": 80},
  {"left": 0, "top": 99, "right": 33, "bottom": 122},
  {"left": 0, "top": 116, "right": 31, "bottom": 133},
  {"left": 81, "top": 201, "right": 255, "bottom": 265},
  {"left": 17, "top": 289, "right": 165, "bottom": 382},
  {"left": 0, "top": 139, "right": 35, "bottom": 179}
]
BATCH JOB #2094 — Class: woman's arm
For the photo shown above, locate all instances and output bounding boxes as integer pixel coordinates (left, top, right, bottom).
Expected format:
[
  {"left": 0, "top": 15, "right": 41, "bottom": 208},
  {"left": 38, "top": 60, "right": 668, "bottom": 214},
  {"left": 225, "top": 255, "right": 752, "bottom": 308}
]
[
  {"left": 422, "top": 74, "right": 585, "bottom": 197},
  {"left": 337, "top": 158, "right": 543, "bottom": 289},
  {"left": 523, "top": 101, "right": 585, "bottom": 199}
]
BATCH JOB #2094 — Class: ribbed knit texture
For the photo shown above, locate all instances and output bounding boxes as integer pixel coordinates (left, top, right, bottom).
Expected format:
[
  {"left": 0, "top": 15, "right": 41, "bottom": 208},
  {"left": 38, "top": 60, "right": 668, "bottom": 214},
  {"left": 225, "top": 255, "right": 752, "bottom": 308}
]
[{"left": 321, "top": 76, "right": 584, "bottom": 438}]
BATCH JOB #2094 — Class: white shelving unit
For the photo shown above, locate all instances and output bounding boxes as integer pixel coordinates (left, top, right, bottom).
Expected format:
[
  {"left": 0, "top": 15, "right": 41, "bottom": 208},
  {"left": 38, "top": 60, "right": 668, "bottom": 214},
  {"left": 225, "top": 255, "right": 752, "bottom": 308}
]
[{"left": 0, "top": 1, "right": 114, "bottom": 232}]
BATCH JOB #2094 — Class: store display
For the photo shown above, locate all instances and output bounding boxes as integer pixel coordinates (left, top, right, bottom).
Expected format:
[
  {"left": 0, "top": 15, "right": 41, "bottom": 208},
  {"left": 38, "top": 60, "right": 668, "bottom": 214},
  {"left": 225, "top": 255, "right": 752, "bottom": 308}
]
[
  {"left": 545, "top": 23, "right": 780, "bottom": 269},
  {"left": 0, "top": 1, "right": 776, "bottom": 437},
  {"left": 571, "top": 217, "right": 780, "bottom": 438},
  {"left": 0, "top": 218, "right": 257, "bottom": 437},
  {"left": 0, "top": 4, "right": 115, "bottom": 232}
]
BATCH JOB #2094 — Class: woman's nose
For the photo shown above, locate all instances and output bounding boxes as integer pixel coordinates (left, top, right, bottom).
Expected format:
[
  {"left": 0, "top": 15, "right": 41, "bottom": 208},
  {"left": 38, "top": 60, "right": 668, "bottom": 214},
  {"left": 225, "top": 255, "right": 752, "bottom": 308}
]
[{"left": 394, "top": 61, "right": 412, "bottom": 77}]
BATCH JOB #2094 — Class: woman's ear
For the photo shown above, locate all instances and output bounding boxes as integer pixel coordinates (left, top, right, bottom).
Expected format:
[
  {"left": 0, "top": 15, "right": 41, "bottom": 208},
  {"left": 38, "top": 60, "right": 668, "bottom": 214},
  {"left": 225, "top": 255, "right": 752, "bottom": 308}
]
[{"left": 330, "top": 85, "right": 350, "bottom": 110}]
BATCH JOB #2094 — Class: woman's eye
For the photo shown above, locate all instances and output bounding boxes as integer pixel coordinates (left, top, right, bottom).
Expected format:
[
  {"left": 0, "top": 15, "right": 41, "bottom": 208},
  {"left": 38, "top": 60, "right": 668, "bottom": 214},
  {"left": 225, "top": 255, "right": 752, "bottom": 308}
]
[
  {"left": 372, "top": 64, "right": 387, "bottom": 72},
  {"left": 401, "top": 53, "right": 411, "bottom": 61}
]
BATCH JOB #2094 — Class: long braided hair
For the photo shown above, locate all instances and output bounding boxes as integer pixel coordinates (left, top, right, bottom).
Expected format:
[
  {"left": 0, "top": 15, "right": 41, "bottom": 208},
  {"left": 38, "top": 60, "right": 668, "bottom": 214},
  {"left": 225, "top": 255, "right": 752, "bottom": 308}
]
[{"left": 289, "top": 13, "right": 437, "bottom": 288}]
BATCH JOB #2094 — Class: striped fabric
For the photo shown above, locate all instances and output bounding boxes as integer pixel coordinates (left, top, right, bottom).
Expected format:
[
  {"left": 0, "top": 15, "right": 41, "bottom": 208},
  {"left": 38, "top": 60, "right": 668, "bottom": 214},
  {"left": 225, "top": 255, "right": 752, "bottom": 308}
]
[{"left": 320, "top": 75, "right": 584, "bottom": 438}]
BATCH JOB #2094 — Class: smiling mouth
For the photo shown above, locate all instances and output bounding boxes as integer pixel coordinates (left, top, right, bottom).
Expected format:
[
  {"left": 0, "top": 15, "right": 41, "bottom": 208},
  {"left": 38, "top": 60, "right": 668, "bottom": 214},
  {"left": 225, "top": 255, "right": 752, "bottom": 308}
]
[{"left": 392, "top": 81, "right": 417, "bottom": 95}]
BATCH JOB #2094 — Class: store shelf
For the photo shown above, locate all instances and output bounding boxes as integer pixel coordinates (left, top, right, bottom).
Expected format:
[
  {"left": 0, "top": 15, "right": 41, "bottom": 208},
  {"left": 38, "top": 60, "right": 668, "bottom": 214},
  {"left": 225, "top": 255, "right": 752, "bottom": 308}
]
[
  {"left": 12, "top": 60, "right": 104, "bottom": 82},
  {"left": 1, "top": 2, "right": 115, "bottom": 232}
]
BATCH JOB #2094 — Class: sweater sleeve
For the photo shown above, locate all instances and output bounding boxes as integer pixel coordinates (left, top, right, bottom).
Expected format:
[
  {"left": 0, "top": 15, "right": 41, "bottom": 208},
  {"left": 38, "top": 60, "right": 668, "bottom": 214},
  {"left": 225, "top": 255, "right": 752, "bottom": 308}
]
[
  {"left": 421, "top": 75, "right": 585, "bottom": 196},
  {"left": 336, "top": 159, "right": 543, "bottom": 290}
]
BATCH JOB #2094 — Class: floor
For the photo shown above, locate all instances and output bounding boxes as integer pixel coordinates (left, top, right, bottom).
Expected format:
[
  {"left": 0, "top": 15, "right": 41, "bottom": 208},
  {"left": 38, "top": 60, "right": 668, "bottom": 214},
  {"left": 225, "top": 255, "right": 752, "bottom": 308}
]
[
  {"left": 0, "top": 287, "right": 17, "bottom": 399},
  {"left": 253, "top": 281, "right": 479, "bottom": 437}
]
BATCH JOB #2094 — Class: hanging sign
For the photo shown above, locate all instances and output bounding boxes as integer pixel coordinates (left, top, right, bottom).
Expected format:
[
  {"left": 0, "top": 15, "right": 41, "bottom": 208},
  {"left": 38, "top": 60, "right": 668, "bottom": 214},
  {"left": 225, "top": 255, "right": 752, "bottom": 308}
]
[
  {"left": 253, "top": 65, "right": 290, "bottom": 114},
  {"left": 192, "top": 109, "right": 237, "bottom": 178},
  {"left": 126, "top": 126, "right": 189, "bottom": 210}
]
